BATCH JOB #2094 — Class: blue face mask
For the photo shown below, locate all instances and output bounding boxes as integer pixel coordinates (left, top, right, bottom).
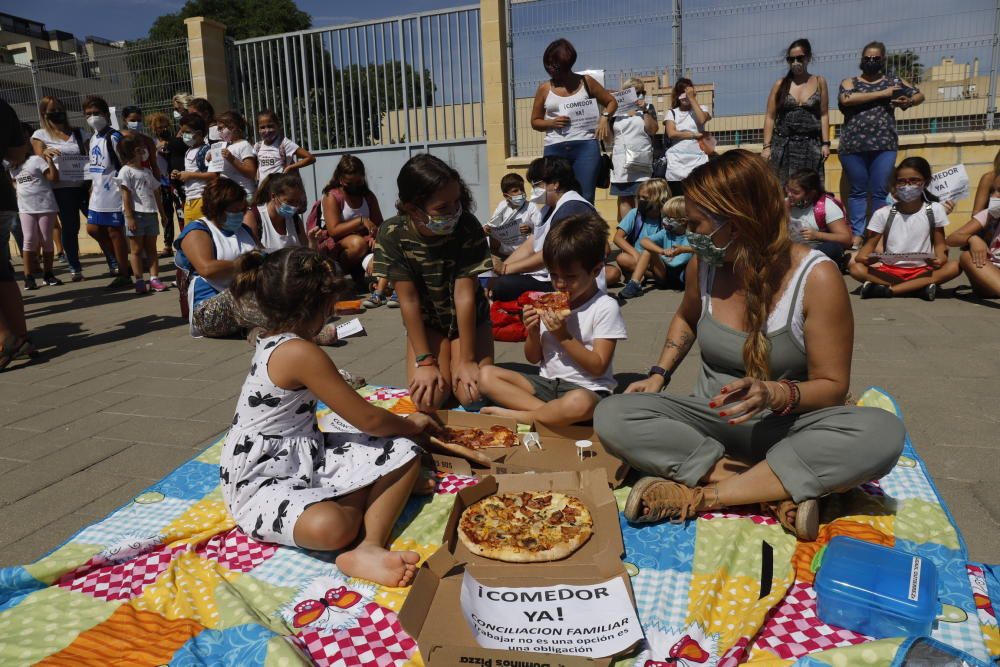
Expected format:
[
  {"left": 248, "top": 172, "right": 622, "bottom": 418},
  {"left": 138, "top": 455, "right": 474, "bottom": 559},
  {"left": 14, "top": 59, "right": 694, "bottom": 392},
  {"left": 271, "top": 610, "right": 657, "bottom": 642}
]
[
  {"left": 686, "top": 220, "right": 733, "bottom": 266},
  {"left": 421, "top": 204, "right": 463, "bottom": 236},
  {"left": 223, "top": 211, "right": 244, "bottom": 233},
  {"left": 276, "top": 202, "right": 297, "bottom": 219}
]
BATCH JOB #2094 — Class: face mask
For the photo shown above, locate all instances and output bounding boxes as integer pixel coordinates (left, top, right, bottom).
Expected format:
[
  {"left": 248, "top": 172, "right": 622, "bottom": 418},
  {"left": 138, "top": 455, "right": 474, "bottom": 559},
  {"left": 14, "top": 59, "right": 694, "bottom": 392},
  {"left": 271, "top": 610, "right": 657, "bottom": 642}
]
[
  {"left": 126, "top": 121, "right": 142, "bottom": 132},
  {"left": 663, "top": 217, "right": 687, "bottom": 235},
  {"left": 260, "top": 129, "right": 277, "bottom": 142},
  {"left": 861, "top": 57, "right": 884, "bottom": 75},
  {"left": 223, "top": 211, "right": 244, "bottom": 233},
  {"left": 276, "top": 201, "right": 297, "bottom": 219},
  {"left": 529, "top": 185, "right": 547, "bottom": 205},
  {"left": 86, "top": 115, "right": 107, "bottom": 132},
  {"left": 173, "top": 110, "right": 182, "bottom": 120},
  {"left": 895, "top": 184, "right": 924, "bottom": 203},
  {"left": 788, "top": 196, "right": 810, "bottom": 209},
  {"left": 138, "top": 148, "right": 149, "bottom": 162},
  {"left": 46, "top": 111, "right": 67, "bottom": 124},
  {"left": 989, "top": 197, "right": 1000, "bottom": 217},
  {"left": 789, "top": 62, "right": 805, "bottom": 74},
  {"left": 182, "top": 132, "right": 198, "bottom": 147},
  {"left": 421, "top": 204, "right": 463, "bottom": 236},
  {"left": 219, "top": 127, "right": 233, "bottom": 142},
  {"left": 640, "top": 202, "right": 661, "bottom": 220},
  {"left": 343, "top": 183, "right": 367, "bottom": 196},
  {"left": 508, "top": 194, "right": 526, "bottom": 208},
  {"left": 687, "top": 220, "right": 733, "bottom": 266}
]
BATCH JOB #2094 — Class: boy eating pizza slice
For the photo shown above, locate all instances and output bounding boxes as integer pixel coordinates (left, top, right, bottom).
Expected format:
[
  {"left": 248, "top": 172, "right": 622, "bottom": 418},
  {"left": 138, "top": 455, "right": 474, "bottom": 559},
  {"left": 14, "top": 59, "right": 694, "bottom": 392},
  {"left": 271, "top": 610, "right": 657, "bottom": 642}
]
[{"left": 479, "top": 212, "right": 627, "bottom": 427}]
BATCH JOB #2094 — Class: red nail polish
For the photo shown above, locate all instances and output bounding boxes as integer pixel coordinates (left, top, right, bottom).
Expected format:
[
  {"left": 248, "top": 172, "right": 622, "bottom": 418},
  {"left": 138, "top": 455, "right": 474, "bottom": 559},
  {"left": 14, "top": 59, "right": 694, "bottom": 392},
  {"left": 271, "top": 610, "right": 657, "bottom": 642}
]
[
  {"left": 728, "top": 419, "right": 736, "bottom": 425},
  {"left": 709, "top": 402, "right": 717, "bottom": 408},
  {"left": 721, "top": 387, "right": 728, "bottom": 394},
  {"left": 719, "top": 412, "right": 726, "bottom": 417}
]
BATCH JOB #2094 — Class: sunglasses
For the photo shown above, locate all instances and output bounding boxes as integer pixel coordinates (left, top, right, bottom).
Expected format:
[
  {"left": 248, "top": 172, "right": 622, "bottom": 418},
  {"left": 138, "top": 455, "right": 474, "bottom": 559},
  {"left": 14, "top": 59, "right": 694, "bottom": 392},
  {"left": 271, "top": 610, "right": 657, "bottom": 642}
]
[
  {"left": 786, "top": 56, "right": 807, "bottom": 64},
  {"left": 896, "top": 178, "right": 925, "bottom": 186}
]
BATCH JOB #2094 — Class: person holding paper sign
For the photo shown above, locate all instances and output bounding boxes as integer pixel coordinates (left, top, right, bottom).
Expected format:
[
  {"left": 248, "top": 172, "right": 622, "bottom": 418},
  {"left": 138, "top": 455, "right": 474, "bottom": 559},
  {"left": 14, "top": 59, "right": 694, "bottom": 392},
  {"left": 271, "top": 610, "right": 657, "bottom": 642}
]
[
  {"left": 947, "top": 172, "right": 1000, "bottom": 298},
  {"left": 595, "top": 150, "right": 905, "bottom": 541},
  {"left": 662, "top": 78, "right": 712, "bottom": 196},
  {"left": 531, "top": 38, "right": 617, "bottom": 204},
  {"left": 31, "top": 96, "right": 90, "bottom": 281},
  {"left": 208, "top": 111, "right": 258, "bottom": 201},
  {"left": 850, "top": 157, "right": 959, "bottom": 300},
  {"left": 609, "top": 78, "right": 658, "bottom": 220},
  {"left": 484, "top": 173, "right": 540, "bottom": 259}
]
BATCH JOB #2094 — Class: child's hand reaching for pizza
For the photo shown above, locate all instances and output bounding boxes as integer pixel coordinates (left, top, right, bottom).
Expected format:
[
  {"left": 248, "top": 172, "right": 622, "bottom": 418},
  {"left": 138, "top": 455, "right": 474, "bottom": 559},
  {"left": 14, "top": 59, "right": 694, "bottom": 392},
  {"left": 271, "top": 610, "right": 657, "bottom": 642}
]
[
  {"left": 405, "top": 411, "right": 441, "bottom": 438},
  {"left": 541, "top": 310, "right": 570, "bottom": 341}
]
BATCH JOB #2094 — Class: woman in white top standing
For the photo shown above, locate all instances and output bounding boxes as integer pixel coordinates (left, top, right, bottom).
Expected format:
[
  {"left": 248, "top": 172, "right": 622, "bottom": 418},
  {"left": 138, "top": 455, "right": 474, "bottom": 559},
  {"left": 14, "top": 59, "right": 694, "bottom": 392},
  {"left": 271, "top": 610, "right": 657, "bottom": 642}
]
[
  {"left": 30, "top": 96, "right": 89, "bottom": 281},
  {"left": 209, "top": 111, "right": 258, "bottom": 202},
  {"left": 661, "top": 78, "right": 712, "bottom": 196},
  {"left": 609, "top": 77, "right": 658, "bottom": 220},
  {"left": 530, "top": 38, "right": 617, "bottom": 204},
  {"left": 12, "top": 122, "right": 61, "bottom": 290}
]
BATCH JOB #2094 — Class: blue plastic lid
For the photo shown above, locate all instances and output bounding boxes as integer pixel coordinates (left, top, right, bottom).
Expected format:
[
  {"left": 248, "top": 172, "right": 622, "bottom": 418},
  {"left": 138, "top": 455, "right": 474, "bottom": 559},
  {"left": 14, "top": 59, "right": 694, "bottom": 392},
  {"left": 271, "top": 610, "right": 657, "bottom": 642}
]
[{"left": 815, "top": 536, "right": 939, "bottom": 621}]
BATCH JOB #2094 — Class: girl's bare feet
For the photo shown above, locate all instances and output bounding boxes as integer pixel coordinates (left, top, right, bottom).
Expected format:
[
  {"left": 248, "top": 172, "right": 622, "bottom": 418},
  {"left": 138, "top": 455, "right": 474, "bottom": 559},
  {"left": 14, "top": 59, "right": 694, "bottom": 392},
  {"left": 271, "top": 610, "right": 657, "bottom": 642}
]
[
  {"left": 335, "top": 543, "right": 420, "bottom": 588},
  {"left": 480, "top": 405, "right": 532, "bottom": 423}
]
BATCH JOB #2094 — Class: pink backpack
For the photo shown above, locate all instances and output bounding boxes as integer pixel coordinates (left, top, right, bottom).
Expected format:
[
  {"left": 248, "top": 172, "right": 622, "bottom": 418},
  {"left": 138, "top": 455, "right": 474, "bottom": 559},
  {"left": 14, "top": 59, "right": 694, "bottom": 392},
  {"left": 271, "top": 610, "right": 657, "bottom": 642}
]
[{"left": 813, "top": 193, "right": 846, "bottom": 231}]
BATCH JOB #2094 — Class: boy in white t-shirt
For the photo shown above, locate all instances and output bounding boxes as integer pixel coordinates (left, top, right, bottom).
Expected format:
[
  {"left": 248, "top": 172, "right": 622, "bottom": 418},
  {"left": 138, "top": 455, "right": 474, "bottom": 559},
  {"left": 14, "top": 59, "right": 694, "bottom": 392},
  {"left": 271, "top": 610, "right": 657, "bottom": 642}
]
[
  {"left": 480, "top": 212, "right": 627, "bottom": 426},
  {"left": 850, "top": 157, "right": 960, "bottom": 301},
  {"left": 253, "top": 109, "right": 315, "bottom": 183},
  {"left": 484, "top": 173, "right": 540, "bottom": 259},
  {"left": 117, "top": 135, "right": 169, "bottom": 294},
  {"left": 10, "top": 122, "right": 61, "bottom": 290},
  {"left": 946, "top": 171, "right": 1000, "bottom": 298},
  {"left": 170, "top": 114, "right": 217, "bottom": 226}
]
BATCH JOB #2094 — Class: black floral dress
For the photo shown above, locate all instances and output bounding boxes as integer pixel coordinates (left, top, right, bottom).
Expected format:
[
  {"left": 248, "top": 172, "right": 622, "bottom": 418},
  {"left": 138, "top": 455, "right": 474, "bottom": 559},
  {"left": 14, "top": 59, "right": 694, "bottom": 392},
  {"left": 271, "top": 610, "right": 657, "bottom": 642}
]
[
  {"left": 770, "top": 88, "right": 824, "bottom": 184},
  {"left": 220, "top": 333, "right": 421, "bottom": 546},
  {"left": 838, "top": 76, "right": 917, "bottom": 155}
]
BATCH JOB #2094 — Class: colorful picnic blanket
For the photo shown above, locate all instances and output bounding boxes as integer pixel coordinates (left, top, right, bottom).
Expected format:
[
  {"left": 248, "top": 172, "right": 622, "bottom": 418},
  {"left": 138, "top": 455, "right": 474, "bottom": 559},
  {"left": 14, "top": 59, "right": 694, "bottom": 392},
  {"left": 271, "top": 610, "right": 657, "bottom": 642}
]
[{"left": 0, "top": 386, "right": 997, "bottom": 666}]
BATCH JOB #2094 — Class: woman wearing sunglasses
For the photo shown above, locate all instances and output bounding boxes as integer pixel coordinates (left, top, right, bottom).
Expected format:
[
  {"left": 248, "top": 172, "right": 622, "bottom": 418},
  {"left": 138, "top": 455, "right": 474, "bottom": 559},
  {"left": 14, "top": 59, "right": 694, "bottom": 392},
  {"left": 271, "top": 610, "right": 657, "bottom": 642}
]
[
  {"left": 838, "top": 41, "right": 924, "bottom": 248},
  {"left": 762, "top": 39, "right": 830, "bottom": 187}
]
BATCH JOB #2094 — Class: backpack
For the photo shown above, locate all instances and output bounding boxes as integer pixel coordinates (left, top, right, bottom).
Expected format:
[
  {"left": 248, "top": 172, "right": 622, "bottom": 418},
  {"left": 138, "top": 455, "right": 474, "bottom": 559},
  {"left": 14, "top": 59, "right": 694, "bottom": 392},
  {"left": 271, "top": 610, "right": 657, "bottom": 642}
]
[
  {"left": 194, "top": 143, "right": 211, "bottom": 172},
  {"left": 813, "top": 193, "right": 846, "bottom": 231},
  {"left": 491, "top": 291, "right": 542, "bottom": 343},
  {"left": 880, "top": 203, "right": 936, "bottom": 250},
  {"left": 103, "top": 130, "right": 123, "bottom": 173}
]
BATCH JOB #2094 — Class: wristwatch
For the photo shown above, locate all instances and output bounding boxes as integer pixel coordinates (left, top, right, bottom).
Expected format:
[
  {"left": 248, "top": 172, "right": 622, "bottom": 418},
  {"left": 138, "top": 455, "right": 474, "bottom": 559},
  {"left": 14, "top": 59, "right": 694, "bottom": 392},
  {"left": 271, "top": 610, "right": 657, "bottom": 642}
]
[{"left": 648, "top": 366, "right": 672, "bottom": 385}]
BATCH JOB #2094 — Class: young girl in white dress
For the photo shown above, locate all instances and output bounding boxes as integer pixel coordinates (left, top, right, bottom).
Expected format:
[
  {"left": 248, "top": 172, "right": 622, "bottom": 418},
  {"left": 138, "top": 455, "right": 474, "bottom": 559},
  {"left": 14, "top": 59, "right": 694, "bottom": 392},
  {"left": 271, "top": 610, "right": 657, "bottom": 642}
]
[{"left": 221, "top": 246, "right": 438, "bottom": 587}]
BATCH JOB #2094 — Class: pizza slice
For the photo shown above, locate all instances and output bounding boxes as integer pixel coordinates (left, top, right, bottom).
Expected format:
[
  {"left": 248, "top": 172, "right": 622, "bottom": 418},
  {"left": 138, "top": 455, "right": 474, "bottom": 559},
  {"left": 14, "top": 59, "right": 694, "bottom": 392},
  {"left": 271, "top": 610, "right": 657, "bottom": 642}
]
[
  {"left": 530, "top": 291, "right": 571, "bottom": 318},
  {"left": 428, "top": 425, "right": 518, "bottom": 465}
]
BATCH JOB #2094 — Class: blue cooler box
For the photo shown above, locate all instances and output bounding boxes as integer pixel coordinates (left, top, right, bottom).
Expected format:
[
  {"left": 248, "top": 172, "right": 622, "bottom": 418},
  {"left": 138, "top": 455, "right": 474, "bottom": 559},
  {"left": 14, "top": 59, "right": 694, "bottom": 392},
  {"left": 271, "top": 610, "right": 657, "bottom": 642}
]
[{"left": 815, "top": 536, "right": 940, "bottom": 638}]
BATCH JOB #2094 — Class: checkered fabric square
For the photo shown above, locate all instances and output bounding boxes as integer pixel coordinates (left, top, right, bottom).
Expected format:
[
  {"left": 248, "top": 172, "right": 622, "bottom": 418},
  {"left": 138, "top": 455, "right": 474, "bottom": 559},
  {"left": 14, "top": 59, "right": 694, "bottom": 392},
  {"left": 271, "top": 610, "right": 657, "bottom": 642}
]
[
  {"left": 196, "top": 527, "right": 278, "bottom": 573},
  {"left": 751, "top": 582, "right": 869, "bottom": 659},
  {"left": 248, "top": 546, "right": 338, "bottom": 589},
  {"left": 880, "top": 464, "right": 938, "bottom": 502},
  {"left": 292, "top": 602, "right": 416, "bottom": 667},
  {"left": 435, "top": 473, "right": 479, "bottom": 495},
  {"left": 74, "top": 498, "right": 195, "bottom": 546},
  {"left": 932, "top": 615, "right": 992, "bottom": 664},
  {"left": 700, "top": 508, "right": 777, "bottom": 526},
  {"left": 57, "top": 544, "right": 184, "bottom": 602},
  {"left": 633, "top": 569, "right": 692, "bottom": 629},
  {"left": 366, "top": 388, "right": 411, "bottom": 402}
]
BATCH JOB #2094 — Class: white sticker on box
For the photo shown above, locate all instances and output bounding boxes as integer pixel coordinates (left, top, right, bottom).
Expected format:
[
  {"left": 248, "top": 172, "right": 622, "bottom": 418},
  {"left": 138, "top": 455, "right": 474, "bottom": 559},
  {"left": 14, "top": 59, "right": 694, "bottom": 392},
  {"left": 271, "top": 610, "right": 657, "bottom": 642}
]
[
  {"left": 460, "top": 572, "right": 643, "bottom": 658},
  {"left": 908, "top": 556, "right": 922, "bottom": 602}
]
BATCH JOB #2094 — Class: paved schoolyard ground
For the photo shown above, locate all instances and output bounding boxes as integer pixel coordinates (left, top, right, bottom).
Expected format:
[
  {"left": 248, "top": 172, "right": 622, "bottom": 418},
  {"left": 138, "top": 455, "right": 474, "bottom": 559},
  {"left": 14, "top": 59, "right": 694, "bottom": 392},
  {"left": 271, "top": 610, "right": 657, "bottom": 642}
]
[{"left": 1, "top": 254, "right": 998, "bottom": 567}]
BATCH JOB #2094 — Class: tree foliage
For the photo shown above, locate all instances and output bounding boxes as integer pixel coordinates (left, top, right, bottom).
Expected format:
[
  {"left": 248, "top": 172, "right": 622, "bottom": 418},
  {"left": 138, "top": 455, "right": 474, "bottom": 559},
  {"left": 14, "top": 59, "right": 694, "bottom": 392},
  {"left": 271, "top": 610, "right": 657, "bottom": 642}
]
[
  {"left": 148, "top": 0, "right": 311, "bottom": 41},
  {"left": 887, "top": 50, "right": 924, "bottom": 84}
]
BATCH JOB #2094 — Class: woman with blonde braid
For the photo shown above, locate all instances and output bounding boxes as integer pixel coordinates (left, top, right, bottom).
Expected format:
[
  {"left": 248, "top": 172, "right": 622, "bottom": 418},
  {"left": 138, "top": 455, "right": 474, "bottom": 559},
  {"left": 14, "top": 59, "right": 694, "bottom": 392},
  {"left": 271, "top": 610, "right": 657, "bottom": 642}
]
[{"left": 594, "top": 150, "right": 904, "bottom": 540}]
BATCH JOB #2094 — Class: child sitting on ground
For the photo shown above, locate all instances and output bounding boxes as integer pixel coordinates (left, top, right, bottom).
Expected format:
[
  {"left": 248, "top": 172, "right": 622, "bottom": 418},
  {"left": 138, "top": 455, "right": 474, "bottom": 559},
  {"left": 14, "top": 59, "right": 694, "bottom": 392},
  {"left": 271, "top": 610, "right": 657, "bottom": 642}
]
[
  {"left": 850, "top": 156, "right": 960, "bottom": 300},
  {"left": 946, "top": 170, "right": 1000, "bottom": 298},
  {"left": 621, "top": 195, "right": 692, "bottom": 298},
  {"left": 117, "top": 135, "right": 169, "bottom": 294},
  {"left": 221, "top": 246, "right": 438, "bottom": 587},
  {"left": 614, "top": 179, "right": 671, "bottom": 299},
  {"left": 485, "top": 173, "right": 540, "bottom": 259},
  {"left": 784, "top": 168, "right": 852, "bottom": 266},
  {"left": 479, "top": 212, "right": 627, "bottom": 426}
]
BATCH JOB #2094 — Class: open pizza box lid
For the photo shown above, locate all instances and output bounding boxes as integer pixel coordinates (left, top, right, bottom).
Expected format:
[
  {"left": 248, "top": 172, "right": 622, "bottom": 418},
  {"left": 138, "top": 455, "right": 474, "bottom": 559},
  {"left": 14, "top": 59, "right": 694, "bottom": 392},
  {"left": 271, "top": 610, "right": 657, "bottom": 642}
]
[
  {"left": 428, "top": 410, "right": 522, "bottom": 476},
  {"left": 399, "top": 470, "right": 638, "bottom": 666},
  {"left": 495, "top": 423, "right": 630, "bottom": 488}
]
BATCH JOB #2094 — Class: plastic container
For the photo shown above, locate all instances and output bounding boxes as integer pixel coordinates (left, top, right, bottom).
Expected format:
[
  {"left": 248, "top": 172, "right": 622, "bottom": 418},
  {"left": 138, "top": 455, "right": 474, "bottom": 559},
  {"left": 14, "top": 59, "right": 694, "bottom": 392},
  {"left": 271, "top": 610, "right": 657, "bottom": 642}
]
[{"left": 814, "top": 536, "right": 940, "bottom": 638}]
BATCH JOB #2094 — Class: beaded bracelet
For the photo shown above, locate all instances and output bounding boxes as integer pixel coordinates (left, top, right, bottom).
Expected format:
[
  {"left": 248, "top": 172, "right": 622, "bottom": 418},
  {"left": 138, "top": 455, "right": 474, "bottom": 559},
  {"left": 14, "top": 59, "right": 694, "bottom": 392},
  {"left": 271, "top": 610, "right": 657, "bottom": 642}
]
[{"left": 775, "top": 379, "right": 800, "bottom": 416}]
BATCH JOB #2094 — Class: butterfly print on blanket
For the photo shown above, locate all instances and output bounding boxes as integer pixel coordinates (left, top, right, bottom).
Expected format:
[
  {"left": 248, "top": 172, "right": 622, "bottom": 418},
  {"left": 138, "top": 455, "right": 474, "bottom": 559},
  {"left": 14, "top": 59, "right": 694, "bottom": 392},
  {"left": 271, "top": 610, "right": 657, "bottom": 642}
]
[
  {"left": 273, "top": 499, "right": 290, "bottom": 533},
  {"left": 248, "top": 391, "right": 281, "bottom": 408}
]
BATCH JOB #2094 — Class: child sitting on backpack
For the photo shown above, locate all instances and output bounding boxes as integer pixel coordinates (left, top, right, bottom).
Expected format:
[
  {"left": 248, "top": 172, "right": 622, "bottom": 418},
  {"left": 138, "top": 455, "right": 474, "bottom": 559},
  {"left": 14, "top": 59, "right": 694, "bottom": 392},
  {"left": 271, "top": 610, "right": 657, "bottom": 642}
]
[
  {"left": 785, "top": 168, "right": 852, "bottom": 266},
  {"left": 850, "top": 156, "right": 961, "bottom": 300}
]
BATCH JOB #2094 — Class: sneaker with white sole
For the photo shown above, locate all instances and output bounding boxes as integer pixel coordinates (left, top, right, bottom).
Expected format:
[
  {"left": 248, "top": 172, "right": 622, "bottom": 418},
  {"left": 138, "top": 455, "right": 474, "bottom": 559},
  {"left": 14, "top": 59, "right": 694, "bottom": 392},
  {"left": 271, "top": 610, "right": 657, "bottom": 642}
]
[
  {"left": 363, "top": 291, "right": 386, "bottom": 308},
  {"left": 387, "top": 293, "right": 400, "bottom": 308},
  {"left": 921, "top": 283, "right": 937, "bottom": 302},
  {"left": 148, "top": 277, "right": 169, "bottom": 292}
]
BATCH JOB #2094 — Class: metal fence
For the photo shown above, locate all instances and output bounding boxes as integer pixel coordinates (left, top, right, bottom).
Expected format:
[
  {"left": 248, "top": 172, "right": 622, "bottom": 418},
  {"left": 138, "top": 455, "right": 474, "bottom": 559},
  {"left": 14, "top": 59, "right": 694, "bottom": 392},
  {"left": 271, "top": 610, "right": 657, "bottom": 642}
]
[
  {"left": 0, "top": 38, "right": 191, "bottom": 128},
  {"left": 508, "top": 0, "right": 1000, "bottom": 155},
  {"left": 229, "top": 5, "right": 486, "bottom": 152}
]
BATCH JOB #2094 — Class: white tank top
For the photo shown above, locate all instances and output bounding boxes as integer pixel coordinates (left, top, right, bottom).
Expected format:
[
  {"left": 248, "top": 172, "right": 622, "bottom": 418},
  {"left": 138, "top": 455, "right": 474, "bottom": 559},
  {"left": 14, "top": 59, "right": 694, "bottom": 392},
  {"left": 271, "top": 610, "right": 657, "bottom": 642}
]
[
  {"left": 342, "top": 196, "right": 370, "bottom": 221},
  {"left": 256, "top": 205, "right": 301, "bottom": 251},
  {"left": 543, "top": 81, "right": 595, "bottom": 146}
]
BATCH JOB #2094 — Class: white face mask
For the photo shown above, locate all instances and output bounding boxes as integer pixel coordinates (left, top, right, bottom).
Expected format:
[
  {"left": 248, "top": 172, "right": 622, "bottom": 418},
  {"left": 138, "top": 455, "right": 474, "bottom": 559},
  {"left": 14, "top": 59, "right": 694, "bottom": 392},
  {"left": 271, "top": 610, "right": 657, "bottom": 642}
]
[
  {"left": 529, "top": 184, "right": 547, "bottom": 205},
  {"left": 126, "top": 121, "right": 142, "bottom": 132},
  {"left": 86, "top": 115, "right": 108, "bottom": 132},
  {"left": 989, "top": 197, "right": 1000, "bottom": 217}
]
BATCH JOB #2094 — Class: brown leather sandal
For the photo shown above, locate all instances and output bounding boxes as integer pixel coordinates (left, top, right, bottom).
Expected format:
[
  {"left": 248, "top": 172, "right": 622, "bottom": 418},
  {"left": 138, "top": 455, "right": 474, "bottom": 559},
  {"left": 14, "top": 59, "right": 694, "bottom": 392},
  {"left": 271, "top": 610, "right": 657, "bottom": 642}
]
[
  {"left": 763, "top": 498, "right": 819, "bottom": 541},
  {"left": 624, "top": 477, "right": 706, "bottom": 524}
]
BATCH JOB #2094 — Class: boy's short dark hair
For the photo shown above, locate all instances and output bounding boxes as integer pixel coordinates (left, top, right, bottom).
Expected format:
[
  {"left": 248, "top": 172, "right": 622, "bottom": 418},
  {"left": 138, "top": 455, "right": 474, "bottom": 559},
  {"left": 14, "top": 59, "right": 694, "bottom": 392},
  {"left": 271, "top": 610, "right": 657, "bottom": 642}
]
[
  {"left": 500, "top": 172, "right": 524, "bottom": 193},
  {"left": 179, "top": 113, "right": 206, "bottom": 134},
  {"left": 117, "top": 135, "right": 143, "bottom": 163},
  {"left": 543, "top": 212, "right": 608, "bottom": 273},
  {"left": 526, "top": 156, "right": 580, "bottom": 193},
  {"left": 82, "top": 95, "right": 110, "bottom": 116}
]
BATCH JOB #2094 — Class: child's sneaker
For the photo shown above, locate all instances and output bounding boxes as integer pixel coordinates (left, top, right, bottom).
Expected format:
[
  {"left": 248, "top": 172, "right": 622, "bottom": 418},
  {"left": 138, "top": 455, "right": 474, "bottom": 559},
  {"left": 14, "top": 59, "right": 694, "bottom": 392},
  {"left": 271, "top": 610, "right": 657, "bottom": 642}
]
[
  {"left": 387, "top": 292, "right": 400, "bottom": 308},
  {"left": 618, "top": 280, "right": 643, "bottom": 299},
  {"left": 363, "top": 291, "right": 386, "bottom": 308},
  {"left": 70, "top": 271, "right": 84, "bottom": 283},
  {"left": 23, "top": 276, "right": 38, "bottom": 291},
  {"left": 921, "top": 284, "right": 937, "bottom": 302},
  {"left": 134, "top": 279, "right": 147, "bottom": 294},
  {"left": 148, "top": 277, "right": 169, "bottom": 292},
  {"left": 106, "top": 274, "right": 131, "bottom": 290},
  {"left": 860, "top": 281, "right": 892, "bottom": 299},
  {"left": 42, "top": 273, "right": 63, "bottom": 286}
]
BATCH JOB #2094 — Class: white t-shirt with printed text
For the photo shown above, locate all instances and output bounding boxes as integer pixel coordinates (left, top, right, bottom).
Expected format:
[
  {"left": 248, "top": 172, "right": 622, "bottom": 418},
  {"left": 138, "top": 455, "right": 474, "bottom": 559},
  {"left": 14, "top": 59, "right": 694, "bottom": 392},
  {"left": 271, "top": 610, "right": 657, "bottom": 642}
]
[
  {"left": 31, "top": 128, "right": 88, "bottom": 188},
  {"left": 208, "top": 139, "right": 257, "bottom": 197},
  {"left": 867, "top": 203, "right": 949, "bottom": 267},
  {"left": 117, "top": 165, "right": 160, "bottom": 214},
  {"left": 255, "top": 137, "right": 299, "bottom": 180},
  {"left": 87, "top": 131, "right": 122, "bottom": 212},
  {"left": 11, "top": 156, "right": 58, "bottom": 214},
  {"left": 539, "top": 290, "right": 628, "bottom": 392}
]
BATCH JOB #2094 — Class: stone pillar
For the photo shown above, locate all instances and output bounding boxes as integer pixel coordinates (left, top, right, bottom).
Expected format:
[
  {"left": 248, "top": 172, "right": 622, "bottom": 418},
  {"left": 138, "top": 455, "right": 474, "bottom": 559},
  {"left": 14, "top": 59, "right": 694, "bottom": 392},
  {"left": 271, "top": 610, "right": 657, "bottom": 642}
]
[
  {"left": 185, "top": 17, "right": 230, "bottom": 112},
  {"left": 481, "top": 0, "right": 512, "bottom": 194}
]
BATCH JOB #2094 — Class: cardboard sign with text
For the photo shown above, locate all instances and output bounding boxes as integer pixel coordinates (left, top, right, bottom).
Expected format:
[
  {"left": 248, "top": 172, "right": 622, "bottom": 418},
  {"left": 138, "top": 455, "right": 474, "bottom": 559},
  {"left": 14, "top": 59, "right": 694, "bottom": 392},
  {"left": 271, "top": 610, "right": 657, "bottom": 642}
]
[
  {"left": 929, "top": 164, "right": 970, "bottom": 202},
  {"left": 399, "top": 470, "right": 639, "bottom": 666}
]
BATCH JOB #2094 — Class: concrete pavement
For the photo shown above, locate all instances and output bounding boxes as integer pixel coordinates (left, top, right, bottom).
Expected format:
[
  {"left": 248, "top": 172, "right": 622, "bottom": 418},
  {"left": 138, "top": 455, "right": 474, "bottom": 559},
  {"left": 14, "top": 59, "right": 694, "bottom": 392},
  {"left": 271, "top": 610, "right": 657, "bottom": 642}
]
[{"left": 1, "top": 254, "right": 998, "bottom": 566}]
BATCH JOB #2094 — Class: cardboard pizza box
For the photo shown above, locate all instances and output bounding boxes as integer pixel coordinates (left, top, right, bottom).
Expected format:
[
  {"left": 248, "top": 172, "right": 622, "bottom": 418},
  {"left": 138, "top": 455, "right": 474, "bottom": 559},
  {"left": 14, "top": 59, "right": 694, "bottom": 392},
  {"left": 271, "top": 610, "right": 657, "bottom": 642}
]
[
  {"left": 495, "top": 423, "right": 630, "bottom": 488},
  {"left": 427, "top": 410, "right": 522, "bottom": 475},
  {"left": 399, "top": 470, "right": 640, "bottom": 665}
]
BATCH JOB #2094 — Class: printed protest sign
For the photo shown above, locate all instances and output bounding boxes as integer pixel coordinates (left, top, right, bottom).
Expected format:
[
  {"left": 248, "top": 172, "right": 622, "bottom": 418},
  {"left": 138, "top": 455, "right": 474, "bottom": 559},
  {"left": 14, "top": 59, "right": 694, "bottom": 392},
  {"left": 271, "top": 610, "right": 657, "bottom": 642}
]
[
  {"left": 929, "top": 164, "right": 969, "bottom": 202},
  {"left": 57, "top": 154, "right": 89, "bottom": 182},
  {"left": 208, "top": 142, "right": 227, "bottom": 173},
  {"left": 557, "top": 97, "right": 599, "bottom": 134},
  {"left": 460, "top": 572, "right": 642, "bottom": 658},
  {"left": 487, "top": 210, "right": 527, "bottom": 247},
  {"left": 612, "top": 87, "right": 639, "bottom": 115}
]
